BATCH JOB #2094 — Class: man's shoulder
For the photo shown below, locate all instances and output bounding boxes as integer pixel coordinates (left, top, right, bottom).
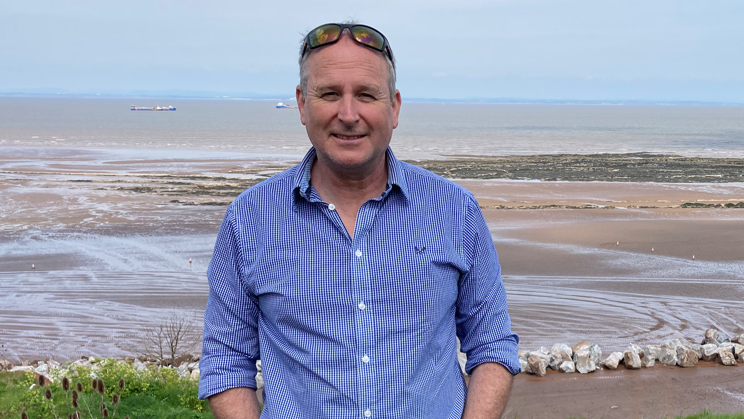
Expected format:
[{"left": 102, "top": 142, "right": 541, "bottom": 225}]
[
  {"left": 399, "top": 160, "right": 477, "bottom": 205},
  {"left": 229, "top": 164, "right": 299, "bottom": 210}
]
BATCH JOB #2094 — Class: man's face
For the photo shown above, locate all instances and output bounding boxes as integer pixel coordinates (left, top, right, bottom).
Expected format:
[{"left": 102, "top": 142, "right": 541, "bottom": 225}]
[{"left": 297, "top": 35, "right": 401, "bottom": 173}]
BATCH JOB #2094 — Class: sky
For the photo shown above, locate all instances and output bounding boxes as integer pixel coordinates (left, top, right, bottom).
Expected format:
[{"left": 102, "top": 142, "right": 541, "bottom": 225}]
[{"left": 1, "top": 0, "right": 743, "bottom": 101}]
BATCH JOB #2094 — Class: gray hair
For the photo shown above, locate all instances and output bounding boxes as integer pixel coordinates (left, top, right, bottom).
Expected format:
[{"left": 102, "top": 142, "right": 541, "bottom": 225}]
[{"left": 298, "top": 21, "right": 397, "bottom": 101}]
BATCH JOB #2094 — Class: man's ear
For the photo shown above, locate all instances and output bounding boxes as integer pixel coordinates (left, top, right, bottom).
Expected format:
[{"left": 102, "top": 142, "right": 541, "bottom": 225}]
[
  {"left": 296, "top": 85, "right": 306, "bottom": 126},
  {"left": 391, "top": 89, "right": 402, "bottom": 129}
]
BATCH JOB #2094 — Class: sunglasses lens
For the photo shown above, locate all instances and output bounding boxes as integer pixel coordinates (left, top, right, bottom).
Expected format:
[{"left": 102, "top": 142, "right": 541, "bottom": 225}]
[
  {"left": 308, "top": 24, "right": 342, "bottom": 48},
  {"left": 351, "top": 26, "right": 385, "bottom": 51}
]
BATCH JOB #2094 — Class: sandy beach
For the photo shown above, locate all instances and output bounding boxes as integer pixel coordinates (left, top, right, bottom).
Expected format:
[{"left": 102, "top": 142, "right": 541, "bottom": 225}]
[{"left": 1, "top": 146, "right": 743, "bottom": 416}]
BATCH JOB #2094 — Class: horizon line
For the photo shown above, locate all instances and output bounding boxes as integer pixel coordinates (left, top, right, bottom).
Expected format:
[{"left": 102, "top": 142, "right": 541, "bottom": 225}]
[{"left": 1, "top": 91, "right": 743, "bottom": 106}]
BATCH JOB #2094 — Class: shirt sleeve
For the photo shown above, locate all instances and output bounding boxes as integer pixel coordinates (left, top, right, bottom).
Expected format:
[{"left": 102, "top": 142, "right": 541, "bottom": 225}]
[
  {"left": 198, "top": 205, "right": 262, "bottom": 399},
  {"left": 455, "top": 196, "right": 520, "bottom": 376}
]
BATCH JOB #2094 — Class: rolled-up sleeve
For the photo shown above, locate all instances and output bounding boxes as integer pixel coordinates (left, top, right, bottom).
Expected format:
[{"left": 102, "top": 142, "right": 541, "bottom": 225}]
[
  {"left": 199, "top": 205, "right": 261, "bottom": 399},
  {"left": 456, "top": 196, "right": 520, "bottom": 376}
]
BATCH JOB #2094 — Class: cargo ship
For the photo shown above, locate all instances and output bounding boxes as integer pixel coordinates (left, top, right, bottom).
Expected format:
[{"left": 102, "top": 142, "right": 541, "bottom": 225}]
[
  {"left": 131, "top": 105, "right": 177, "bottom": 111},
  {"left": 276, "top": 102, "right": 297, "bottom": 109}
]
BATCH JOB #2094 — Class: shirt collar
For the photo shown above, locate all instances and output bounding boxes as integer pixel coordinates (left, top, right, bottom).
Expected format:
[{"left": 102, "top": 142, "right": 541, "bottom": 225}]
[{"left": 292, "top": 146, "right": 410, "bottom": 211}]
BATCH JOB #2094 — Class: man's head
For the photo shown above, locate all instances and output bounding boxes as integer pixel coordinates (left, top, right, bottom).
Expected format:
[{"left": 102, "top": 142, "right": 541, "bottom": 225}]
[{"left": 296, "top": 22, "right": 401, "bottom": 176}]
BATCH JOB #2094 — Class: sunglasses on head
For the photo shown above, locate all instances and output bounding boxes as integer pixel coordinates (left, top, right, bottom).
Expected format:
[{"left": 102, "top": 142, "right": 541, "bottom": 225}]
[{"left": 301, "top": 23, "right": 394, "bottom": 66}]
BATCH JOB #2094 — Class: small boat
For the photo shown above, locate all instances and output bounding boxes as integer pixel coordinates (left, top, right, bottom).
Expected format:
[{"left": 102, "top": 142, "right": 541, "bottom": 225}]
[
  {"left": 131, "top": 105, "right": 177, "bottom": 111},
  {"left": 276, "top": 102, "right": 296, "bottom": 109}
]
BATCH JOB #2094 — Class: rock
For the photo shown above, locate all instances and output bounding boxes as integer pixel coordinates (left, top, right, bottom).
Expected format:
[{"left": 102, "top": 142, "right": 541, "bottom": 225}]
[
  {"left": 689, "top": 343, "right": 704, "bottom": 359},
  {"left": 623, "top": 351, "right": 642, "bottom": 369},
  {"left": 0, "top": 360, "right": 12, "bottom": 371},
  {"left": 731, "top": 334, "right": 744, "bottom": 344},
  {"left": 718, "top": 342, "right": 735, "bottom": 354},
  {"left": 641, "top": 356, "right": 655, "bottom": 368},
  {"left": 256, "top": 371, "right": 264, "bottom": 389},
  {"left": 703, "top": 328, "right": 720, "bottom": 345},
  {"left": 190, "top": 369, "right": 200, "bottom": 381},
  {"left": 527, "top": 355, "right": 548, "bottom": 377},
  {"left": 517, "top": 350, "right": 529, "bottom": 361},
  {"left": 9, "top": 366, "right": 34, "bottom": 373},
  {"left": 177, "top": 363, "right": 190, "bottom": 378},
  {"left": 256, "top": 359, "right": 262, "bottom": 372},
  {"left": 572, "top": 341, "right": 593, "bottom": 355},
  {"left": 519, "top": 358, "right": 529, "bottom": 374},
  {"left": 626, "top": 343, "right": 644, "bottom": 358},
  {"left": 676, "top": 346, "right": 698, "bottom": 368},
  {"left": 703, "top": 328, "right": 730, "bottom": 345},
  {"left": 643, "top": 345, "right": 661, "bottom": 360},
  {"left": 528, "top": 350, "right": 551, "bottom": 364},
  {"left": 549, "top": 344, "right": 573, "bottom": 370},
  {"left": 46, "top": 360, "right": 60, "bottom": 369},
  {"left": 604, "top": 352, "right": 624, "bottom": 370},
  {"left": 719, "top": 347, "right": 737, "bottom": 366},
  {"left": 548, "top": 355, "right": 560, "bottom": 371},
  {"left": 559, "top": 361, "right": 575, "bottom": 373},
  {"left": 133, "top": 359, "right": 147, "bottom": 371},
  {"left": 173, "top": 354, "right": 193, "bottom": 367},
  {"left": 657, "top": 345, "right": 678, "bottom": 366},
  {"left": 574, "top": 350, "right": 597, "bottom": 374},
  {"left": 732, "top": 344, "right": 744, "bottom": 358},
  {"left": 538, "top": 346, "right": 550, "bottom": 356},
  {"left": 34, "top": 363, "right": 49, "bottom": 375},
  {"left": 664, "top": 339, "right": 688, "bottom": 351},
  {"left": 572, "top": 341, "right": 602, "bottom": 365},
  {"left": 702, "top": 344, "right": 719, "bottom": 361}
]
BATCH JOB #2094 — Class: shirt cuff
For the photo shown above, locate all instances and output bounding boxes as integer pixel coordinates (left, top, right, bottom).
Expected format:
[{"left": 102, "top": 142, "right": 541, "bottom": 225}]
[
  {"left": 464, "top": 335, "right": 521, "bottom": 376},
  {"left": 198, "top": 356, "right": 259, "bottom": 399}
]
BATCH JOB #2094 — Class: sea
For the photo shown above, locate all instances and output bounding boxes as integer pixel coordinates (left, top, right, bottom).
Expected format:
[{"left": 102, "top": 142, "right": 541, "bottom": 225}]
[
  {"left": 1, "top": 97, "right": 743, "bottom": 159},
  {"left": 1, "top": 97, "right": 743, "bottom": 362}
]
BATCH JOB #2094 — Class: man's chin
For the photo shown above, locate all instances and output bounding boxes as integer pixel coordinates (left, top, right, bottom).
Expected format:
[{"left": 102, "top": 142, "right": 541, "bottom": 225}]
[{"left": 321, "top": 149, "right": 383, "bottom": 173}]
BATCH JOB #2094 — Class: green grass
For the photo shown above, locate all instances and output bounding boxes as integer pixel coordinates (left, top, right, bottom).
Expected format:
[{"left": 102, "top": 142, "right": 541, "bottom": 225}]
[
  {"left": 3, "top": 366, "right": 741, "bottom": 419},
  {"left": 0, "top": 359, "right": 213, "bottom": 419}
]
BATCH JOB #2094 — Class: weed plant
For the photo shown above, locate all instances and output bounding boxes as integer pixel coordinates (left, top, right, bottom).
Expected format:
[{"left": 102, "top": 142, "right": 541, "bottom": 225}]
[{"left": 0, "top": 358, "right": 211, "bottom": 419}]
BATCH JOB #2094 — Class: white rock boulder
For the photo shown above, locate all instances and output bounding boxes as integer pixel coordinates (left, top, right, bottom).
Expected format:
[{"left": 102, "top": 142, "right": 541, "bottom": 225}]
[{"left": 604, "top": 352, "right": 623, "bottom": 370}]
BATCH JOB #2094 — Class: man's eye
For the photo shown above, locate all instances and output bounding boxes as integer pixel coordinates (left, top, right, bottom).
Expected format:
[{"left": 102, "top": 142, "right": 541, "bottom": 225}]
[
  {"left": 322, "top": 92, "right": 339, "bottom": 98},
  {"left": 360, "top": 93, "right": 376, "bottom": 100}
]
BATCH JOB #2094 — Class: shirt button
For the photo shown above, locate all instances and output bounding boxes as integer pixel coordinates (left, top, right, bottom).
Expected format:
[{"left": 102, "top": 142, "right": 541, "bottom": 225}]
[
  {"left": 328, "top": 203, "right": 335, "bottom": 211},
  {"left": 364, "top": 410, "right": 372, "bottom": 417},
  {"left": 362, "top": 355, "right": 370, "bottom": 363},
  {"left": 355, "top": 249, "right": 362, "bottom": 257},
  {"left": 358, "top": 302, "right": 366, "bottom": 310}
]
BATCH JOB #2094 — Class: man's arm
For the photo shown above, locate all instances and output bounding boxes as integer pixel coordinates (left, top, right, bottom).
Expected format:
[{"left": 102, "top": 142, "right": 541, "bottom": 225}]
[
  {"left": 461, "top": 362, "right": 513, "bottom": 419},
  {"left": 209, "top": 387, "right": 261, "bottom": 419}
]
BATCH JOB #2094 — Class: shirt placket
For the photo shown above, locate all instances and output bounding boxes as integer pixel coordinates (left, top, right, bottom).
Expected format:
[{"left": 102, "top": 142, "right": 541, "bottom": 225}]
[{"left": 351, "top": 200, "right": 381, "bottom": 419}]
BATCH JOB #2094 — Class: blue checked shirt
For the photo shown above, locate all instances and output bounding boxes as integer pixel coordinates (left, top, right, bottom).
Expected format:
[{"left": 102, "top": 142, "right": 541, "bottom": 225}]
[{"left": 199, "top": 147, "right": 519, "bottom": 418}]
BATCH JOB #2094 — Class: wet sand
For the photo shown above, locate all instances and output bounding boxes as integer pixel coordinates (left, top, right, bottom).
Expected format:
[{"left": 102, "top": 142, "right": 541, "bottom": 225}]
[{"left": 1, "top": 147, "right": 743, "bottom": 415}]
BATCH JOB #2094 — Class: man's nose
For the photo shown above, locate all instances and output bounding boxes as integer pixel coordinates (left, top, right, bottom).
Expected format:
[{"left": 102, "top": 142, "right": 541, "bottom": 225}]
[{"left": 337, "top": 94, "right": 359, "bottom": 125}]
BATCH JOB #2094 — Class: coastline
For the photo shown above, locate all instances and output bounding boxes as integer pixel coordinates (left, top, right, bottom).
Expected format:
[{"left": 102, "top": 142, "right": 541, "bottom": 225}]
[{"left": 1, "top": 146, "right": 744, "bottom": 416}]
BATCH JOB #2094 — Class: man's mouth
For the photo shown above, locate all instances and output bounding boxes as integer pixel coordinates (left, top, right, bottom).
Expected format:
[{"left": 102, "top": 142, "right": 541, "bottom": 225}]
[{"left": 332, "top": 134, "right": 366, "bottom": 140}]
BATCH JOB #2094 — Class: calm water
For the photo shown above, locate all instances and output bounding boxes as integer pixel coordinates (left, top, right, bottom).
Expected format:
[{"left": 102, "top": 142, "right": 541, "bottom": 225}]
[{"left": 1, "top": 97, "right": 743, "bottom": 159}]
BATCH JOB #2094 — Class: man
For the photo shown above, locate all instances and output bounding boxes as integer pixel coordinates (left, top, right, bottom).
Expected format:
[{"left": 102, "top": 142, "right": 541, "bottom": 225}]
[{"left": 199, "top": 22, "right": 520, "bottom": 419}]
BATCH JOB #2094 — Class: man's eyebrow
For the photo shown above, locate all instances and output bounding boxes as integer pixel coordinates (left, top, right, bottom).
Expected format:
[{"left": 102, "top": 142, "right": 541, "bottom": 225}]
[{"left": 313, "top": 83, "right": 386, "bottom": 94}]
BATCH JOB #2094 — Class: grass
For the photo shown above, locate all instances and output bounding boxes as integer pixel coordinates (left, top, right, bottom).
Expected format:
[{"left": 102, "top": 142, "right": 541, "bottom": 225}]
[
  {"left": 2, "top": 366, "right": 741, "bottom": 419},
  {"left": 0, "top": 358, "right": 213, "bottom": 419}
]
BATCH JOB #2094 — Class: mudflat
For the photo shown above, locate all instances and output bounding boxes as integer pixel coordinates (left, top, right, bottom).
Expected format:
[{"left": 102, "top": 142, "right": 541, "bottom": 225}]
[{"left": 1, "top": 147, "right": 743, "bottom": 416}]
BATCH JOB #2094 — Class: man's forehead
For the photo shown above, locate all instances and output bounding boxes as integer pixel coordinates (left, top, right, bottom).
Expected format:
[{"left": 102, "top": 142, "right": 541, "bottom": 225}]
[{"left": 306, "top": 36, "right": 388, "bottom": 71}]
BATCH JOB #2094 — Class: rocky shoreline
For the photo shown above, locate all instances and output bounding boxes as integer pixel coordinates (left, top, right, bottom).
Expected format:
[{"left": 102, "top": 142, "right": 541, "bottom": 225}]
[
  {"left": 518, "top": 328, "right": 744, "bottom": 377},
  {"left": 410, "top": 153, "right": 744, "bottom": 183},
  {"left": 4, "top": 328, "right": 740, "bottom": 392}
]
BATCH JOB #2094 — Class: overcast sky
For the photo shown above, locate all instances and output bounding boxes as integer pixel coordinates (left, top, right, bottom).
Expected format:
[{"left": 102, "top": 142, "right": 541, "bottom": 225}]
[{"left": 2, "top": 0, "right": 743, "bottom": 101}]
